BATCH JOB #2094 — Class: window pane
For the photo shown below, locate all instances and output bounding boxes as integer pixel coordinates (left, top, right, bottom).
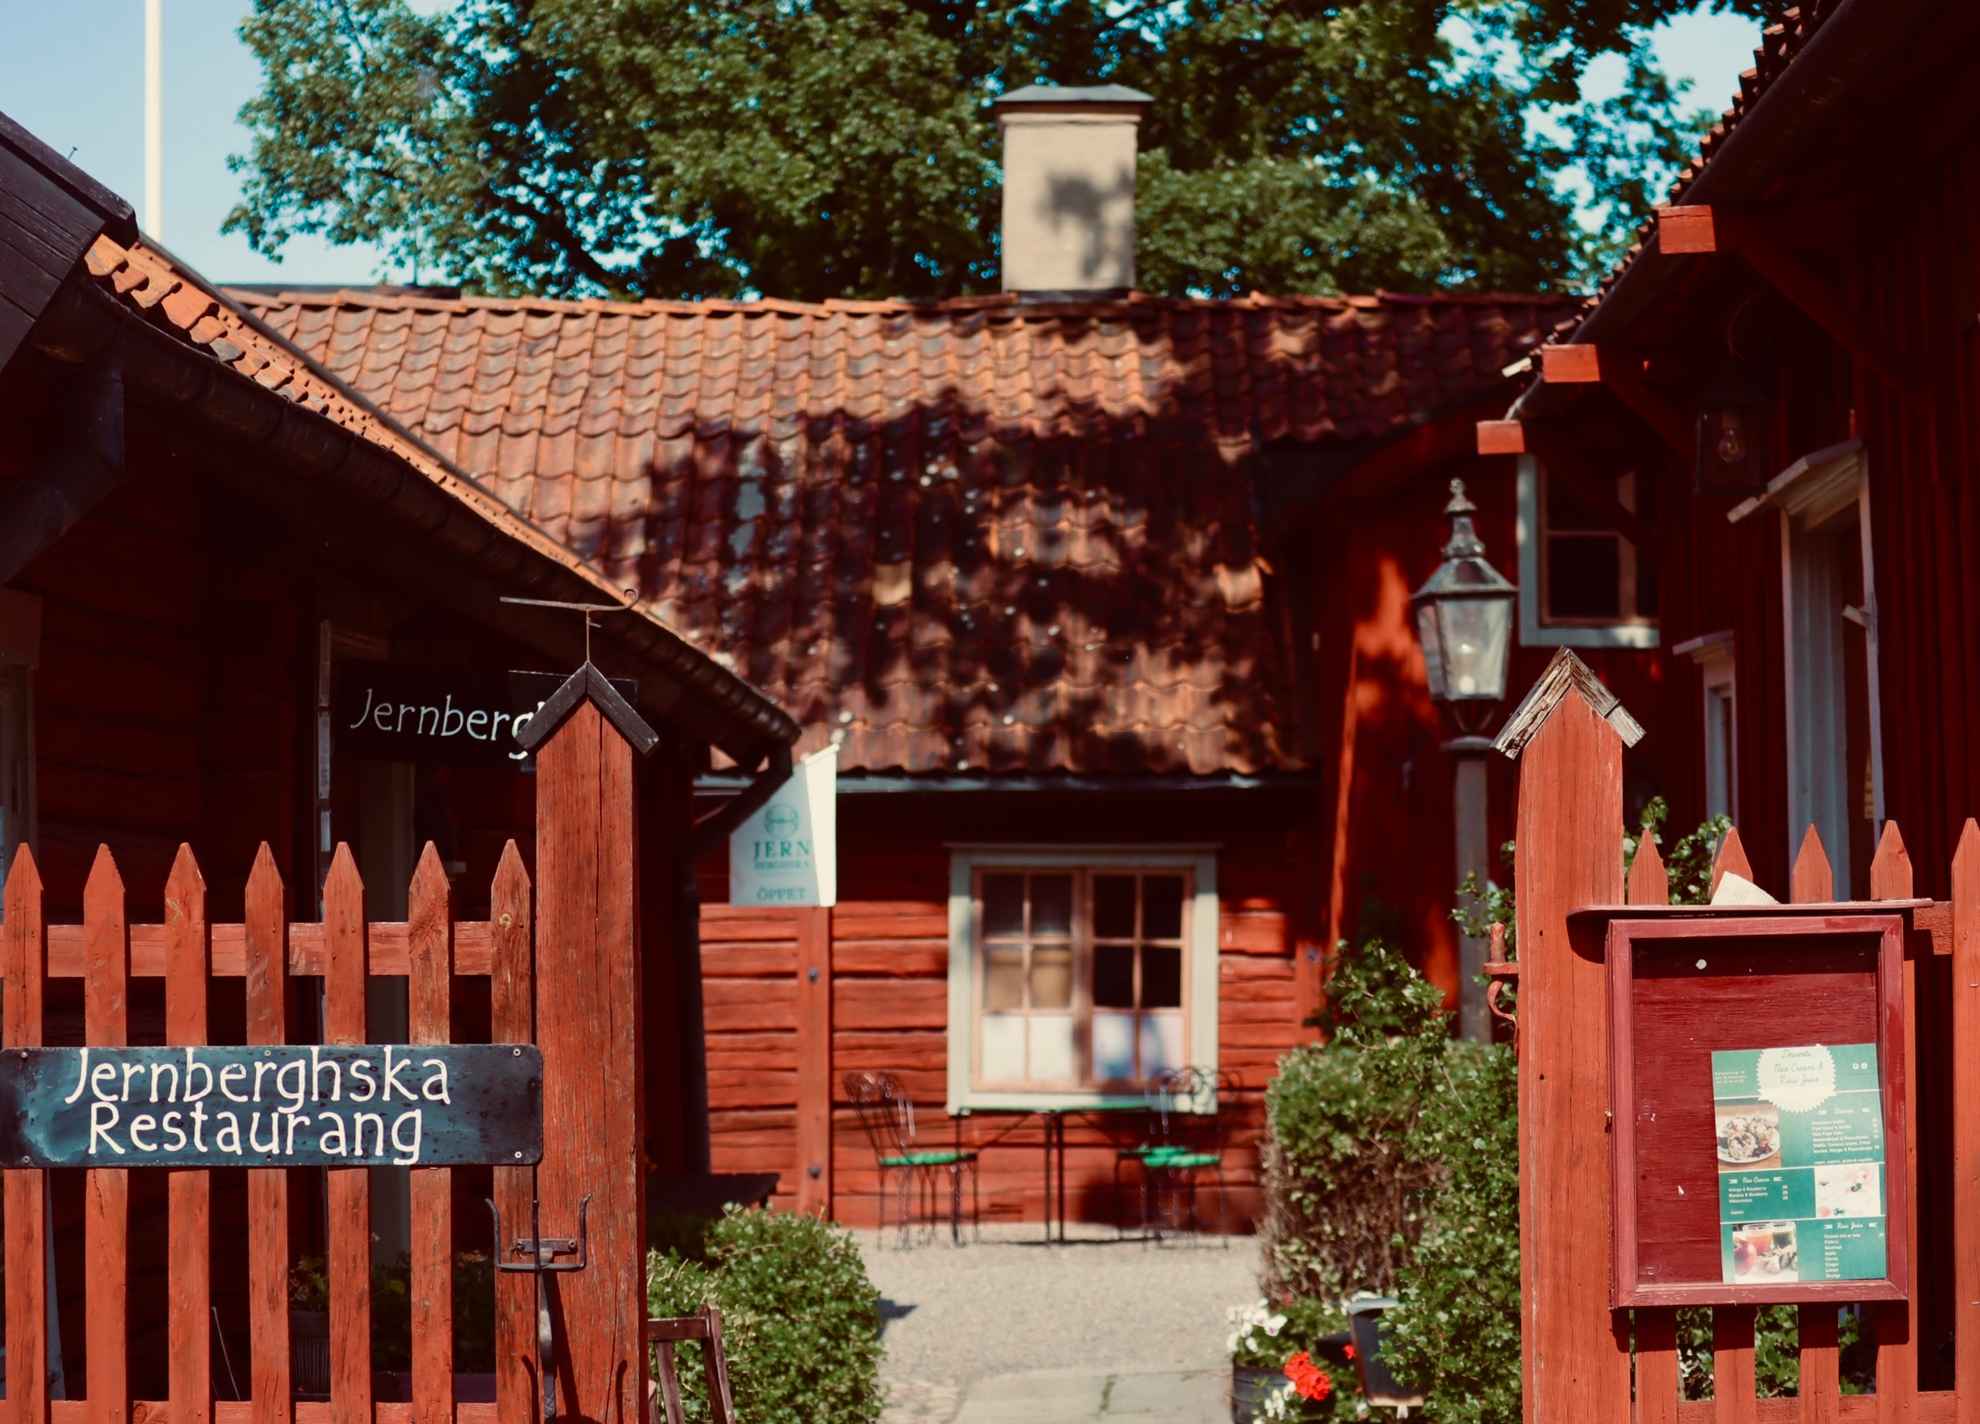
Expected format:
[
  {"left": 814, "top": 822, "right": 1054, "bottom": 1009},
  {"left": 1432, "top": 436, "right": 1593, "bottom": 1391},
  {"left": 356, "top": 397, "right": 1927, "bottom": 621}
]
[
  {"left": 1032, "top": 873, "right": 1074, "bottom": 937},
  {"left": 1548, "top": 536, "right": 1623, "bottom": 620},
  {"left": 1143, "top": 876, "right": 1184, "bottom": 939},
  {"left": 1093, "top": 874, "right": 1136, "bottom": 938},
  {"left": 983, "top": 874, "right": 1025, "bottom": 937},
  {"left": 1094, "top": 944, "right": 1135, "bottom": 1009},
  {"left": 1140, "top": 1013, "right": 1184, "bottom": 1079},
  {"left": 980, "top": 1014, "right": 1024, "bottom": 1083},
  {"left": 1028, "top": 1013, "right": 1076, "bottom": 1082},
  {"left": 1143, "top": 946, "right": 1183, "bottom": 1009},
  {"left": 1029, "top": 943, "right": 1073, "bottom": 1009},
  {"left": 985, "top": 946, "right": 1025, "bottom": 1011},
  {"left": 1093, "top": 1011, "right": 1136, "bottom": 1083}
]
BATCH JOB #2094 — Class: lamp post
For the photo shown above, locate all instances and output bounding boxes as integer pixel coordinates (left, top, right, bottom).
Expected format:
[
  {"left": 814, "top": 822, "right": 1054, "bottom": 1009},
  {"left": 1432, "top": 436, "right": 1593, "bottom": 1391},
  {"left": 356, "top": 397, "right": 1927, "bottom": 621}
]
[{"left": 1411, "top": 478, "right": 1516, "bottom": 1042}]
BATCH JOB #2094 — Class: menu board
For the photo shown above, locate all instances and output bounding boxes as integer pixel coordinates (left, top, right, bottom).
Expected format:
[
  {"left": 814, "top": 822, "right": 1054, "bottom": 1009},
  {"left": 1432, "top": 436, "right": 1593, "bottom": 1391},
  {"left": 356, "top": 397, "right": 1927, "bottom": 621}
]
[{"left": 1712, "top": 1043, "right": 1887, "bottom": 1286}]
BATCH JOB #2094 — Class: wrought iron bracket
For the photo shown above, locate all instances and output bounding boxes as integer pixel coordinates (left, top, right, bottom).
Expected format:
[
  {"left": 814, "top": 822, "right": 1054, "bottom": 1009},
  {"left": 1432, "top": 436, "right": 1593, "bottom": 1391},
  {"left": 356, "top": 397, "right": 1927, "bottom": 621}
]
[{"left": 489, "top": 1195, "right": 592, "bottom": 1424}]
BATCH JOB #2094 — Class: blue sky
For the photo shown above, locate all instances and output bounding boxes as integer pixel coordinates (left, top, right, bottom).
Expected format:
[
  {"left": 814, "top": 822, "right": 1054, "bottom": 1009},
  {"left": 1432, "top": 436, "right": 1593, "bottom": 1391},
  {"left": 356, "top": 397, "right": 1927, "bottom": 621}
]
[{"left": 0, "top": 2, "right": 1763, "bottom": 288}]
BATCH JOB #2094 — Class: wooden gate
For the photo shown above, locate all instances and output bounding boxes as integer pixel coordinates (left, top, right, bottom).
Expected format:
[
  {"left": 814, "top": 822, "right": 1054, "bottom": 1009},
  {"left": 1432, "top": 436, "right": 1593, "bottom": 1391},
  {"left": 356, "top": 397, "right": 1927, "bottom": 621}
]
[
  {"left": 1504, "top": 650, "right": 1977, "bottom": 1422},
  {"left": 0, "top": 676, "right": 652, "bottom": 1424}
]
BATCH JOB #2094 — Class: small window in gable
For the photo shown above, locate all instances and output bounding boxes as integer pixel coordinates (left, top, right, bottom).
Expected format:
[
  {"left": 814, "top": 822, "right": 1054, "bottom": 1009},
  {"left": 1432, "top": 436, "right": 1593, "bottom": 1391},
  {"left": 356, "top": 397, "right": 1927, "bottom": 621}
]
[{"left": 1518, "top": 455, "right": 1660, "bottom": 649}]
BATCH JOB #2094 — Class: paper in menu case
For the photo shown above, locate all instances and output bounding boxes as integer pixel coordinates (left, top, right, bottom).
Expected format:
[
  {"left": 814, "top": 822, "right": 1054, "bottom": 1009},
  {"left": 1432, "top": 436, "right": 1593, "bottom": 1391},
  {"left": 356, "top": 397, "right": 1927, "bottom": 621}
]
[{"left": 1711, "top": 1043, "right": 1887, "bottom": 1286}]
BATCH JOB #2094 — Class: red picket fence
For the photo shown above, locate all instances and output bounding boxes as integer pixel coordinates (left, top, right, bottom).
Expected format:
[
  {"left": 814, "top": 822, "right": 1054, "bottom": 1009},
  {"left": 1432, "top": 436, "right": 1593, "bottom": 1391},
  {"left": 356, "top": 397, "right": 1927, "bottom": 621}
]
[
  {"left": 1617, "top": 819, "right": 1960, "bottom": 1422},
  {"left": 0, "top": 839, "right": 537, "bottom": 1424},
  {"left": 1504, "top": 655, "right": 1979, "bottom": 1423}
]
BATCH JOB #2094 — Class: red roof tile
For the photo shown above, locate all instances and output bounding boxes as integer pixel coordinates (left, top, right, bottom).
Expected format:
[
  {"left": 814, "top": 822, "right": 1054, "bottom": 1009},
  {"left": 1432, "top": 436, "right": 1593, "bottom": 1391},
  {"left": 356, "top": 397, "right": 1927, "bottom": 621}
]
[{"left": 235, "top": 286, "right": 1577, "bottom": 775}]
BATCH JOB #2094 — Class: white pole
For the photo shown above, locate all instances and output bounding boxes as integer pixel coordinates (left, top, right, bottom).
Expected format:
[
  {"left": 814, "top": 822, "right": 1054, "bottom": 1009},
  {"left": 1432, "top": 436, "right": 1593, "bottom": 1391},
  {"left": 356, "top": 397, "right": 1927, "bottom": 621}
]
[{"left": 144, "top": 0, "right": 163, "bottom": 237}]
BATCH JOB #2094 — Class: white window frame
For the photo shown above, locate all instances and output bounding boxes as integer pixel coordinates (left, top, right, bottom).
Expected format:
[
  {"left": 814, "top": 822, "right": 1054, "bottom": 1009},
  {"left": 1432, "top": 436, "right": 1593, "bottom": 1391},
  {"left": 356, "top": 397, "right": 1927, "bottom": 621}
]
[
  {"left": 0, "top": 590, "right": 43, "bottom": 908},
  {"left": 945, "top": 844, "right": 1219, "bottom": 1113},
  {"left": 1673, "top": 631, "right": 1738, "bottom": 822},
  {"left": 1516, "top": 453, "right": 1661, "bottom": 650},
  {"left": 1730, "top": 439, "right": 1882, "bottom": 896}
]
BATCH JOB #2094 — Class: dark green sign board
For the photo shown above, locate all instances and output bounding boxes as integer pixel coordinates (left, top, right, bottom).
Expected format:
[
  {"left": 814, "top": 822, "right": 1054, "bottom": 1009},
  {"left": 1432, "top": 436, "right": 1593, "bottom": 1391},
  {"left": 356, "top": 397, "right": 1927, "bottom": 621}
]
[{"left": 0, "top": 1045, "right": 542, "bottom": 1168}]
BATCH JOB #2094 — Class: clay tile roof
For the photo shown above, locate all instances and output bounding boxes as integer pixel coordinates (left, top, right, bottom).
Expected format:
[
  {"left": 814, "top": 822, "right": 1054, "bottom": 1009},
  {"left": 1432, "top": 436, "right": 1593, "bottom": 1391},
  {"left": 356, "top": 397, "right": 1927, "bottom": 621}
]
[{"left": 235, "top": 285, "right": 1578, "bottom": 776}]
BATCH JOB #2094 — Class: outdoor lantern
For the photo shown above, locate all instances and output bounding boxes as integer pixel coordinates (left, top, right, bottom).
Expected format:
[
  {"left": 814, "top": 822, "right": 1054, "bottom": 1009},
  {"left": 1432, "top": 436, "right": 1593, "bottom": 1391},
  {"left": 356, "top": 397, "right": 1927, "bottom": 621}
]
[
  {"left": 1411, "top": 478, "right": 1516, "bottom": 718},
  {"left": 1694, "top": 347, "right": 1773, "bottom": 496}
]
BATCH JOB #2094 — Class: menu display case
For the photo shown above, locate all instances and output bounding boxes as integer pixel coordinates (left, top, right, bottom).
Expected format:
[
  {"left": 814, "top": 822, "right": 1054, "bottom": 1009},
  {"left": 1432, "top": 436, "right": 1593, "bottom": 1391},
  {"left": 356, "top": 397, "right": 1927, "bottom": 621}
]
[{"left": 1605, "top": 912, "right": 1909, "bottom": 1308}]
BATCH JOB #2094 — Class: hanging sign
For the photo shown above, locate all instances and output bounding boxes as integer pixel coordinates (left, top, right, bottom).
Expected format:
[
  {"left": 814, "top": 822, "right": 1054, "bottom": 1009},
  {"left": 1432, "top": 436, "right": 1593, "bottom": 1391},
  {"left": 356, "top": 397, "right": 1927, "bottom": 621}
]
[
  {"left": 1713, "top": 1043, "right": 1887, "bottom": 1285},
  {"left": 332, "top": 661, "right": 637, "bottom": 767},
  {"left": 729, "top": 746, "right": 837, "bottom": 908},
  {"left": 0, "top": 1044, "right": 543, "bottom": 1168}
]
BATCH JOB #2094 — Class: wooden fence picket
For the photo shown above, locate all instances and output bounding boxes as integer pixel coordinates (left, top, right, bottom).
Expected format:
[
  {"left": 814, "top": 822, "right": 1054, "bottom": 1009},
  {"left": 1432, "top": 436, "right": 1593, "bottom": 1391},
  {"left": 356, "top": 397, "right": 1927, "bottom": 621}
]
[
  {"left": 1710, "top": 826, "right": 1754, "bottom": 899},
  {"left": 407, "top": 846, "right": 454, "bottom": 1424},
  {"left": 165, "top": 846, "right": 213, "bottom": 1424},
  {"left": 83, "top": 848, "right": 129, "bottom": 1424},
  {"left": 489, "top": 843, "right": 535, "bottom": 1424},
  {"left": 322, "top": 847, "right": 371, "bottom": 1424},
  {"left": 1952, "top": 820, "right": 1980, "bottom": 1424},
  {"left": 1626, "top": 835, "right": 1679, "bottom": 1424},
  {"left": 1790, "top": 825, "right": 1835, "bottom": 904},
  {"left": 5, "top": 848, "right": 50, "bottom": 1424},
  {"left": 1870, "top": 822, "right": 1918, "bottom": 1422},
  {"left": 1788, "top": 826, "right": 1842, "bottom": 1424},
  {"left": 244, "top": 845, "right": 293, "bottom": 1424}
]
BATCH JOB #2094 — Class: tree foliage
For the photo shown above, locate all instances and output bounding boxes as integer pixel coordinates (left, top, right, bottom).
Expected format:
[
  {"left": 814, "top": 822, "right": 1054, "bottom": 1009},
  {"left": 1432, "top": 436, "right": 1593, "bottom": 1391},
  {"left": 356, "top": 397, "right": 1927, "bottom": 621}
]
[{"left": 229, "top": 0, "right": 1769, "bottom": 301}]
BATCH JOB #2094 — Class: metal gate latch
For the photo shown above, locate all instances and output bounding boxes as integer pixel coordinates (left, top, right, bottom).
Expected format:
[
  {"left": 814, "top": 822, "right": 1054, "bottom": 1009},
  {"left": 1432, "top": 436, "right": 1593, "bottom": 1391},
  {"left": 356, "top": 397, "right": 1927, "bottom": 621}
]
[{"left": 489, "top": 1194, "right": 591, "bottom": 1424}]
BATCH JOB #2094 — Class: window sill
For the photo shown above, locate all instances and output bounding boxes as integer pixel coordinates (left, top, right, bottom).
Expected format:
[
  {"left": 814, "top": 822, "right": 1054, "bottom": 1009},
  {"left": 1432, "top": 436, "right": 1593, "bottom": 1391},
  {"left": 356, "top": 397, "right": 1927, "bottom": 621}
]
[
  {"left": 949, "top": 1090, "right": 1163, "bottom": 1115},
  {"left": 1521, "top": 622, "right": 1660, "bottom": 651}
]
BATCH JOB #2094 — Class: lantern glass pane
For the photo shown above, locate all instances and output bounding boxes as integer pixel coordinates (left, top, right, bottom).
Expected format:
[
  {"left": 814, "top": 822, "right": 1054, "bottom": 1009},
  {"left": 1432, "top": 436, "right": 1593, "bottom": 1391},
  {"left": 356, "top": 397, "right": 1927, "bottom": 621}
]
[
  {"left": 1438, "top": 595, "right": 1513, "bottom": 701},
  {"left": 1415, "top": 602, "right": 1447, "bottom": 701}
]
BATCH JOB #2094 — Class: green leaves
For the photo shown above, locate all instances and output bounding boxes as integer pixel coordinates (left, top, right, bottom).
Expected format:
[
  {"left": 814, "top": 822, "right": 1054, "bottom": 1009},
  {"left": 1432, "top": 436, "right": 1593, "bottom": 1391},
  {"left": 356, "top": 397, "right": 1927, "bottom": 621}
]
[
  {"left": 229, "top": 0, "right": 1767, "bottom": 300},
  {"left": 645, "top": 1206, "right": 884, "bottom": 1424}
]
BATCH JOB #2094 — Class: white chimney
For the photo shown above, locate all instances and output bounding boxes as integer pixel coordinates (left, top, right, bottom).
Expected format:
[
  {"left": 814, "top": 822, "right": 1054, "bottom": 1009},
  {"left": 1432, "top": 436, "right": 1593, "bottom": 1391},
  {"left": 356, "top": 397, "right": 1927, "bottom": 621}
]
[{"left": 994, "top": 84, "right": 1151, "bottom": 297}]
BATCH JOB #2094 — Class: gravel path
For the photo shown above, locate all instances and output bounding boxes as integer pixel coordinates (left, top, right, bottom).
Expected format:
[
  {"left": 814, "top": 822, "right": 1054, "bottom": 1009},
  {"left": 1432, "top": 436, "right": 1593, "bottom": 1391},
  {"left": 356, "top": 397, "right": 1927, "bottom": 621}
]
[{"left": 863, "top": 1225, "right": 1258, "bottom": 1423}]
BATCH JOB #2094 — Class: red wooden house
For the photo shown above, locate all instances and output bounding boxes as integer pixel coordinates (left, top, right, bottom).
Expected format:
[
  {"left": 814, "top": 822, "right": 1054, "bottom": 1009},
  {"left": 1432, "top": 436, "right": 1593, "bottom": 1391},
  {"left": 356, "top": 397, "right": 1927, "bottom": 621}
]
[
  {"left": 0, "top": 111, "right": 797, "bottom": 1389},
  {"left": 1482, "top": 0, "right": 1980, "bottom": 900},
  {"left": 238, "top": 89, "right": 1633, "bottom": 1227}
]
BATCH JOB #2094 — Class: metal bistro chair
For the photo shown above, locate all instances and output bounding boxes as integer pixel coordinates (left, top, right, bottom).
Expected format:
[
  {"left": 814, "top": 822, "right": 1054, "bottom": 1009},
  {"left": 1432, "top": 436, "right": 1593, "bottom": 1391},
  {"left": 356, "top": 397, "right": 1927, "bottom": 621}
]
[
  {"left": 844, "top": 1070, "right": 979, "bottom": 1246},
  {"left": 1116, "top": 1066, "right": 1234, "bottom": 1245},
  {"left": 648, "top": 1305, "right": 736, "bottom": 1424}
]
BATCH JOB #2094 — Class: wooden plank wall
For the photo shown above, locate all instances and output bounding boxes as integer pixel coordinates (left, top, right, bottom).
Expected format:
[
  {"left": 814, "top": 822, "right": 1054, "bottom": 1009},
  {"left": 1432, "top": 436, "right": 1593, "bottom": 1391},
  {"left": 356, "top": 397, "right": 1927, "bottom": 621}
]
[{"left": 700, "top": 839, "right": 1310, "bottom": 1226}]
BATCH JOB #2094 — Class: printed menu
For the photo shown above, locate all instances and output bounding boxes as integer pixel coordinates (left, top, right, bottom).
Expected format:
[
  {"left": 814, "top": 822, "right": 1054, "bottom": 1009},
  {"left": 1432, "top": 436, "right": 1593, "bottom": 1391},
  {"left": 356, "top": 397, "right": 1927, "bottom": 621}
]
[{"left": 1712, "top": 1043, "right": 1886, "bottom": 1285}]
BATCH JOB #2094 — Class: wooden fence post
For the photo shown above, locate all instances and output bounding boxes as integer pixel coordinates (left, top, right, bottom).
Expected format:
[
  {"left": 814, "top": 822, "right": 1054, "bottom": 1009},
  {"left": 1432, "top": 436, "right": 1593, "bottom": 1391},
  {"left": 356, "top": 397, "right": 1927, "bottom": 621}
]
[
  {"left": 1496, "top": 650, "right": 1643, "bottom": 1424},
  {"left": 796, "top": 906, "right": 833, "bottom": 1217},
  {"left": 520, "top": 667, "right": 662, "bottom": 1424}
]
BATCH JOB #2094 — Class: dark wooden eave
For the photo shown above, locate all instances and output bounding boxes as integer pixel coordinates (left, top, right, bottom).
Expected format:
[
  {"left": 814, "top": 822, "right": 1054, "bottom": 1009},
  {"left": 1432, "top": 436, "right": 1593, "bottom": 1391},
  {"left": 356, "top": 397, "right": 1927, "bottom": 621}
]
[
  {"left": 1490, "top": 0, "right": 1980, "bottom": 440},
  {"left": 0, "top": 109, "right": 139, "bottom": 370}
]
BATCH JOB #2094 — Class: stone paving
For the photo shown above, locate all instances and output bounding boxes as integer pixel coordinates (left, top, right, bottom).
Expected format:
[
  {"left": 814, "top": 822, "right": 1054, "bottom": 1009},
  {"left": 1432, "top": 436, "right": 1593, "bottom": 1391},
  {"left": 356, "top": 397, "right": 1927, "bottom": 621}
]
[{"left": 866, "top": 1224, "right": 1255, "bottom": 1424}]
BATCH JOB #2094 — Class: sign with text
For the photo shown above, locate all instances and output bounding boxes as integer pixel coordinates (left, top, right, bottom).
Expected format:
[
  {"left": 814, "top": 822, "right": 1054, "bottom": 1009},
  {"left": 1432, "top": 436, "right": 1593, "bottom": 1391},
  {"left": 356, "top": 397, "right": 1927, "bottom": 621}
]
[
  {"left": 729, "top": 746, "right": 837, "bottom": 907},
  {"left": 333, "top": 662, "right": 637, "bottom": 767},
  {"left": 0, "top": 1044, "right": 543, "bottom": 1168},
  {"left": 1713, "top": 1043, "right": 1887, "bottom": 1285}
]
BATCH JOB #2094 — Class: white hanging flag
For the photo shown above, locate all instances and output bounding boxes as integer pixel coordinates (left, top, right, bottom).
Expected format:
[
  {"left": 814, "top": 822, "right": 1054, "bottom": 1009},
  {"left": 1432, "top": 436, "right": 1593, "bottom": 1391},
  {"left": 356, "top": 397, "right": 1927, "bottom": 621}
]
[{"left": 729, "top": 745, "right": 837, "bottom": 907}]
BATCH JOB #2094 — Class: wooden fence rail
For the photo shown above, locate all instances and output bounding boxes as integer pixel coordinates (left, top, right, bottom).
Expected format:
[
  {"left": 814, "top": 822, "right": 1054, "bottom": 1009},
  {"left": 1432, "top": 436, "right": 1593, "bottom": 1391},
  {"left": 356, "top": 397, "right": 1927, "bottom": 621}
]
[{"left": 0, "top": 839, "right": 535, "bottom": 1424}]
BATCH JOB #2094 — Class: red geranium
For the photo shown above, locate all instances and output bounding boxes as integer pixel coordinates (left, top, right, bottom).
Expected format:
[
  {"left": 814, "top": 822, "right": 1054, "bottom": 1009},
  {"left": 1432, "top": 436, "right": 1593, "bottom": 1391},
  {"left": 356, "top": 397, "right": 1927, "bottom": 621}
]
[{"left": 1283, "top": 1351, "right": 1334, "bottom": 1403}]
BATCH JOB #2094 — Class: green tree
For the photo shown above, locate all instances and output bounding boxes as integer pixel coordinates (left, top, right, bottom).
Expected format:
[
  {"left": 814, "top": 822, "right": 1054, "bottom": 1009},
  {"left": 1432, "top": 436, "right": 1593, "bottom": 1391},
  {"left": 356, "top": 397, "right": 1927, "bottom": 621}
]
[{"left": 228, "top": 0, "right": 1767, "bottom": 302}]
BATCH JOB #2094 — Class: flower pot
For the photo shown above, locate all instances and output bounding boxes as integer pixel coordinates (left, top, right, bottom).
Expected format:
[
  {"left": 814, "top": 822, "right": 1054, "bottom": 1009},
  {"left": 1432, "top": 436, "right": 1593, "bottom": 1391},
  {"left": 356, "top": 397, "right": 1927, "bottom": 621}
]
[
  {"left": 1230, "top": 1364, "right": 1334, "bottom": 1422},
  {"left": 1230, "top": 1364, "right": 1282, "bottom": 1423},
  {"left": 291, "top": 1308, "right": 331, "bottom": 1399}
]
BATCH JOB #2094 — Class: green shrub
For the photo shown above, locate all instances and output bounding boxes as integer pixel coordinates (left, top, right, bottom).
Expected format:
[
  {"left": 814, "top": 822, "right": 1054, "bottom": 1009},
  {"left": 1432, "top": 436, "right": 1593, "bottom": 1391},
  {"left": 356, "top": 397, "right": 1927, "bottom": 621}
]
[
  {"left": 645, "top": 1206, "right": 882, "bottom": 1424},
  {"left": 1381, "top": 1040, "right": 1521, "bottom": 1424},
  {"left": 1260, "top": 938, "right": 1450, "bottom": 1303}
]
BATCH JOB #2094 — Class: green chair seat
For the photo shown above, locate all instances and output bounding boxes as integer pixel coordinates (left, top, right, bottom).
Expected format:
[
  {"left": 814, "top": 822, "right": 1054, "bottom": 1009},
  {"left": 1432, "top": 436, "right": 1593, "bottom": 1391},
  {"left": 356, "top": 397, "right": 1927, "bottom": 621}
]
[
  {"left": 1117, "top": 1143, "right": 1172, "bottom": 1159},
  {"left": 880, "top": 1149, "right": 978, "bottom": 1167},
  {"left": 1145, "top": 1150, "right": 1220, "bottom": 1169}
]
